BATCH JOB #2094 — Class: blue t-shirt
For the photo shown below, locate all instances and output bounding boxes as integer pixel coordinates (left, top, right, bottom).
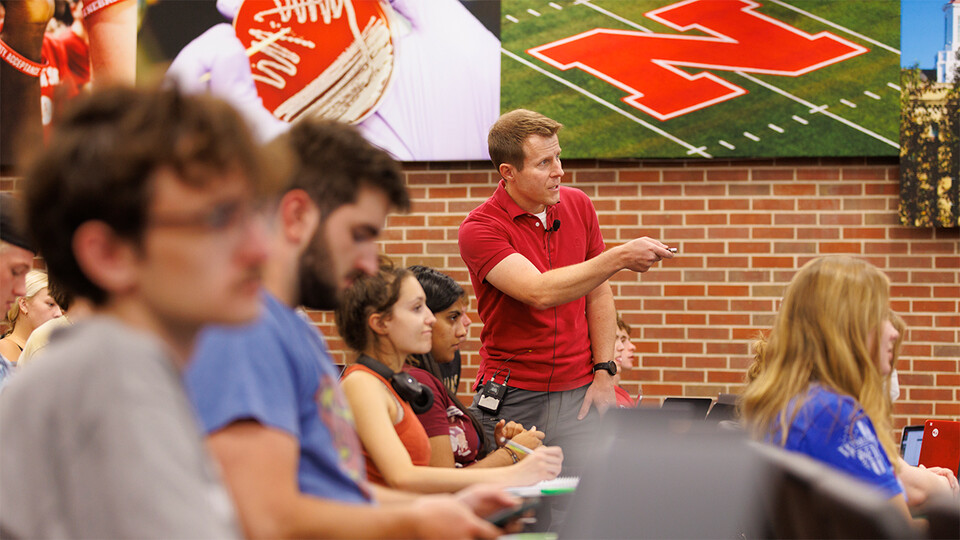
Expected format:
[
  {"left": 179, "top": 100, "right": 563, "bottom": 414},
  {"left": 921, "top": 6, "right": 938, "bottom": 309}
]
[
  {"left": 185, "top": 292, "right": 371, "bottom": 504},
  {"left": 772, "top": 384, "right": 903, "bottom": 498}
]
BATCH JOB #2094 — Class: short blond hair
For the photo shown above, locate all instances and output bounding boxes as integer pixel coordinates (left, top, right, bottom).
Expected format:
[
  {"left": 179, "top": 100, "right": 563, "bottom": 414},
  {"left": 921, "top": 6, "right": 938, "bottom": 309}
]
[
  {"left": 4, "top": 270, "right": 48, "bottom": 328},
  {"left": 488, "top": 109, "right": 562, "bottom": 172}
]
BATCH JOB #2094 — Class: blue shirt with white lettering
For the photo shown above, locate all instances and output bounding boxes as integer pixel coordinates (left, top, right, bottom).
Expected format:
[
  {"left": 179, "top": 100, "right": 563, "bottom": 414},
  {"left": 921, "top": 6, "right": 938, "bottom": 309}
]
[{"left": 771, "top": 383, "right": 903, "bottom": 498}]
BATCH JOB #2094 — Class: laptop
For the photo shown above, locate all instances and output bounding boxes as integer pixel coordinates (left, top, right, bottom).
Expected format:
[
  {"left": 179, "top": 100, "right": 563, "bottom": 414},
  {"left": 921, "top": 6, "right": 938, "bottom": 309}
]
[
  {"left": 661, "top": 397, "right": 713, "bottom": 419},
  {"left": 918, "top": 420, "right": 960, "bottom": 476},
  {"left": 899, "top": 425, "right": 924, "bottom": 467}
]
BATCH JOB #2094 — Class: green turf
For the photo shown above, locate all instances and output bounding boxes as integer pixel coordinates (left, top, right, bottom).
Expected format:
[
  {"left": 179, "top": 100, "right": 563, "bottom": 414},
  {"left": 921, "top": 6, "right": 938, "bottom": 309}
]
[{"left": 501, "top": 0, "right": 900, "bottom": 158}]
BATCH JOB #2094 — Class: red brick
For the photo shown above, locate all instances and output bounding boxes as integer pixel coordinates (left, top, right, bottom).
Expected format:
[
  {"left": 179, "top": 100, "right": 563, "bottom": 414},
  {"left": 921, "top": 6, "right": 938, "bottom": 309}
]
[
  {"left": 683, "top": 270, "right": 726, "bottom": 281},
  {"left": 687, "top": 299, "right": 729, "bottom": 311},
  {"left": 708, "top": 199, "right": 750, "bottom": 210},
  {"left": 643, "top": 356, "right": 683, "bottom": 368},
  {"left": 666, "top": 313, "right": 707, "bottom": 325},
  {"left": 407, "top": 229, "right": 445, "bottom": 240},
  {"left": 642, "top": 384, "right": 685, "bottom": 396},
  {"left": 731, "top": 299, "right": 774, "bottom": 311},
  {"left": 449, "top": 172, "right": 491, "bottom": 184},
  {"left": 621, "top": 170, "right": 661, "bottom": 182},
  {"left": 909, "top": 388, "right": 955, "bottom": 401},
  {"left": 682, "top": 241, "right": 726, "bottom": 253},
  {"left": 708, "top": 371, "right": 746, "bottom": 383},
  {"left": 935, "top": 403, "right": 960, "bottom": 416},
  {"left": 819, "top": 214, "right": 863, "bottom": 226},
  {"left": 797, "top": 168, "right": 840, "bottom": 180},
  {"left": 753, "top": 169, "right": 795, "bottom": 181},
  {"left": 843, "top": 228, "right": 886, "bottom": 239},
  {"left": 753, "top": 199, "right": 796, "bottom": 211},
  {"left": 643, "top": 327, "right": 685, "bottom": 340},
  {"left": 798, "top": 199, "right": 841, "bottom": 211},
  {"left": 730, "top": 214, "right": 772, "bottom": 225},
  {"left": 773, "top": 184, "right": 815, "bottom": 196},
  {"left": 707, "top": 169, "right": 749, "bottom": 181},
  {"left": 709, "top": 285, "right": 750, "bottom": 296},
  {"left": 664, "top": 370, "right": 705, "bottom": 382},
  {"left": 913, "top": 360, "right": 958, "bottom": 373},
  {"left": 797, "top": 228, "right": 842, "bottom": 240},
  {"left": 843, "top": 198, "right": 887, "bottom": 210},
  {"left": 686, "top": 357, "right": 727, "bottom": 370},
  {"left": 685, "top": 214, "right": 729, "bottom": 225},
  {"left": 685, "top": 185, "right": 726, "bottom": 196},
  {"left": 936, "top": 374, "right": 960, "bottom": 386},
  {"left": 935, "top": 315, "right": 960, "bottom": 326},
  {"left": 752, "top": 256, "right": 795, "bottom": 268},
  {"left": 662, "top": 342, "right": 704, "bottom": 354},
  {"left": 730, "top": 242, "right": 771, "bottom": 253},
  {"left": 407, "top": 172, "right": 449, "bottom": 185},
  {"left": 889, "top": 256, "right": 932, "bottom": 269},
  {"left": 933, "top": 286, "right": 960, "bottom": 297},
  {"left": 935, "top": 256, "right": 960, "bottom": 269},
  {"left": 664, "top": 285, "right": 705, "bottom": 296},
  {"left": 578, "top": 171, "right": 617, "bottom": 183},
  {"left": 899, "top": 373, "right": 935, "bottom": 386},
  {"left": 890, "top": 285, "right": 931, "bottom": 298},
  {"left": 664, "top": 170, "right": 705, "bottom": 182},
  {"left": 707, "top": 228, "right": 750, "bottom": 239},
  {"left": 894, "top": 403, "right": 934, "bottom": 415},
  {"left": 710, "top": 314, "right": 750, "bottom": 325},
  {"left": 911, "top": 272, "right": 957, "bottom": 284},
  {"left": 818, "top": 183, "right": 862, "bottom": 196},
  {"left": 841, "top": 167, "right": 887, "bottom": 180},
  {"left": 729, "top": 184, "right": 769, "bottom": 196},
  {"left": 664, "top": 199, "right": 706, "bottom": 211},
  {"left": 642, "top": 214, "right": 683, "bottom": 226},
  {"left": 688, "top": 327, "right": 730, "bottom": 340},
  {"left": 753, "top": 227, "right": 795, "bottom": 239},
  {"left": 773, "top": 241, "right": 816, "bottom": 254},
  {"left": 645, "top": 299, "right": 685, "bottom": 311},
  {"left": 864, "top": 183, "right": 898, "bottom": 195},
  {"left": 641, "top": 184, "right": 683, "bottom": 197},
  {"left": 621, "top": 199, "right": 662, "bottom": 211},
  {"left": 727, "top": 270, "right": 770, "bottom": 281},
  {"left": 776, "top": 214, "right": 817, "bottom": 225},
  {"left": 819, "top": 242, "right": 861, "bottom": 254},
  {"left": 933, "top": 345, "right": 960, "bottom": 357}
]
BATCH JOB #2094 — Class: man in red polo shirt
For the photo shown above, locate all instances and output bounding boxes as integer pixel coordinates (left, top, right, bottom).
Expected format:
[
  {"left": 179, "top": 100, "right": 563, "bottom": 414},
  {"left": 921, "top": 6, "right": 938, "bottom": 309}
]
[{"left": 458, "top": 109, "right": 674, "bottom": 472}]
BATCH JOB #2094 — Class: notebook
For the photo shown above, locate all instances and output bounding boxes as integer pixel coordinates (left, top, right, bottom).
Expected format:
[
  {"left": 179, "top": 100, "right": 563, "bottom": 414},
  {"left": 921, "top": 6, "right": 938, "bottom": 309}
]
[
  {"left": 899, "top": 425, "right": 924, "bottom": 467},
  {"left": 918, "top": 420, "right": 960, "bottom": 476}
]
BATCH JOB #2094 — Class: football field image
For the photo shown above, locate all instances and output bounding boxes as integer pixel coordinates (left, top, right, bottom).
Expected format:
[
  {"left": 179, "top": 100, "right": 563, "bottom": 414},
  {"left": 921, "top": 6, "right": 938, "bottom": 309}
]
[{"left": 501, "top": 0, "right": 900, "bottom": 158}]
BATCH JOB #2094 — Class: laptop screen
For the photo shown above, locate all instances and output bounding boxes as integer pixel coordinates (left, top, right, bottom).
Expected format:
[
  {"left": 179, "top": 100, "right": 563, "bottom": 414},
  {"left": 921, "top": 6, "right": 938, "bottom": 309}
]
[{"left": 900, "top": 425, "right": 924, "bottom": 466}]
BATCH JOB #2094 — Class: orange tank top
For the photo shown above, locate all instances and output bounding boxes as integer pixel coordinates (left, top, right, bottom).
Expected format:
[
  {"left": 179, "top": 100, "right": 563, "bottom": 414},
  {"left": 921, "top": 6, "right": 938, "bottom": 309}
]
[{"left": 343, "top": 363, "right": 432, "bottom": 486}]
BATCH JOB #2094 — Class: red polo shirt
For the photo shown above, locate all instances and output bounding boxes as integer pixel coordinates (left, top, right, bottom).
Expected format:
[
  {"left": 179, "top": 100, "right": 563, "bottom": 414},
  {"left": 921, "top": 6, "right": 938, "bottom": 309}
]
[{"left": 458, "top": 180, "right": 605, "bottom": 392}]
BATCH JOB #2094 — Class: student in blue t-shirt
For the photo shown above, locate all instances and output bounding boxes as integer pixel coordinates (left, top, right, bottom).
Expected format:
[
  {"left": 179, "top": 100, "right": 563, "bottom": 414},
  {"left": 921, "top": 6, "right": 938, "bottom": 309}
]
[{"left": 740, "top": 256, "right": 910, "bottom": 518}]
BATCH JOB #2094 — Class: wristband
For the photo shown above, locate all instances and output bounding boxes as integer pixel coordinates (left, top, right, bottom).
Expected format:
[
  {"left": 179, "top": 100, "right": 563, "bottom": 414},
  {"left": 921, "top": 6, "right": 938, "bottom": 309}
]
[
  {"left": 82, "top": 0, "right": 126, "bottom": 19},
  {"left": 503, "top": 447, "right": 520, "bottom": 464},
  {"left": 0, "top": 37, "right": 47, "bottom": 77}
]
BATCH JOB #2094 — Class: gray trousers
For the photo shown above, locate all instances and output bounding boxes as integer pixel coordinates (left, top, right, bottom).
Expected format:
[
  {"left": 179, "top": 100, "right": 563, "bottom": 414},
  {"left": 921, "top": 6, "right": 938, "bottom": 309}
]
[{"left": 468, "top": 383, "right": 600, "bottom": 477}]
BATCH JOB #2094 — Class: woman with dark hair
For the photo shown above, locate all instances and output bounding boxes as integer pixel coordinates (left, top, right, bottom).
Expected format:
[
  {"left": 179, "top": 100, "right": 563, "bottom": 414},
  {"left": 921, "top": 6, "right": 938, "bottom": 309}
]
[
  {"left": 337, "top": 261, "right": 563, "bottom": 492},
  {"left": 408, "top": 265, "right": 545, "bottom": 468}
]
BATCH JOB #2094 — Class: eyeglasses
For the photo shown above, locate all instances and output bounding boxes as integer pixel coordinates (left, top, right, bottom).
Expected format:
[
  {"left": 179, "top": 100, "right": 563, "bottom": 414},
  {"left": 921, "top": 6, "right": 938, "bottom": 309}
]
[{"left": 147, "top": 199, "right": 262, "bottom": 237}]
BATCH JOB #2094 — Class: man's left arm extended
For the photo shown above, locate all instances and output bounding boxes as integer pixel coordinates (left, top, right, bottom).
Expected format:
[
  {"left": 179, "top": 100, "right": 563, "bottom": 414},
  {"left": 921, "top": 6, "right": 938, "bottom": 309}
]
[{"left": 578, "top": 281, "right": 618, "bottom": 419}]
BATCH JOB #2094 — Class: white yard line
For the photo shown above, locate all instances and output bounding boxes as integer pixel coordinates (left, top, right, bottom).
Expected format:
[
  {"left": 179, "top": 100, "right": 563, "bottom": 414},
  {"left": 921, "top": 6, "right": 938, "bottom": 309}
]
[
  {"left": 864, "top": 90, "right": 881, "bottom": 100},
  {"left": 791, "top": 115, "right": 809, "bottom": 125},
  {"left": 744, "top": 132, "right": 761, "bottom": 141},
  {"left": 887, "top": 82, "right": 901, "bottom": 91},
  {"left": 840, "top": 98, "right": 857, "bottom": 108},
  {"left": 768, "top": 124, "right": 784, "bottom": 133},
  {"left": 767, "top": 0, "right": 900, "bottom": 54},
  {"left": 506, "top": 14, "right": 519, "bottom": 23},
  {"left": 549, "top": 2, "right": 563, "bottom": 10},
  {"left": 527, "top": 8, "right": 542, "bottom": 17},
  {"left": 736, "top": 71, "right": 898, "bottom": 148},
  {"left": 502, "top": 48, "right": 712, "bottom": 157},
  {"left": 574, "top": 0, "right": 653, "bottom": 32},
  {"left": 719, "top": 140, "right": 736, "bottom": 150}
]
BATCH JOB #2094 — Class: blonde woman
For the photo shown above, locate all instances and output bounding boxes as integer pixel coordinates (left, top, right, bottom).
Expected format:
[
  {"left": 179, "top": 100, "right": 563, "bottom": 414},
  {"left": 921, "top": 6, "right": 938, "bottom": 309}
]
[
  {"left": 740, "top": 256, "right": 908, "bottom": 515},
  {"left": 0, "top": 271, "right": 62, "bottom": 364}
]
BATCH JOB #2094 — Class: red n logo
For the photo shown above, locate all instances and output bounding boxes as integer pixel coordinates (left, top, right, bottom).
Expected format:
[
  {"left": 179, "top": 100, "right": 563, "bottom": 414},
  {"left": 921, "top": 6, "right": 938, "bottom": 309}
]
[{"left": 527, "top": 0, "right": 867, "bottom": 120}]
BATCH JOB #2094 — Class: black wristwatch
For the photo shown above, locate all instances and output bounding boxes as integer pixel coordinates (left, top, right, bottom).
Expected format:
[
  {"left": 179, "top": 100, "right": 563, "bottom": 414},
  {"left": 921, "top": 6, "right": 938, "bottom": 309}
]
[{"left": 592, "top": 361, "right": 618, "bottom": 376}]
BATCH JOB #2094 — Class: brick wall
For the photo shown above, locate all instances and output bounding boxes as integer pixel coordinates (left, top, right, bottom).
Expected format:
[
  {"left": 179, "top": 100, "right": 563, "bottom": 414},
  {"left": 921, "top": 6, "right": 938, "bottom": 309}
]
[{"left": 311, "top": 156, "right": 959, "bottom": 432}]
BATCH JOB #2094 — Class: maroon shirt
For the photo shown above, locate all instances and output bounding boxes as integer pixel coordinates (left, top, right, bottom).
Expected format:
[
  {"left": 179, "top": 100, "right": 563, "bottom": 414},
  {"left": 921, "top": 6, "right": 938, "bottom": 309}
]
[
  {"left": 406, "top": 365, "right": 480, "bottom": 467},
  {"left": 458, "top": 180, "right": 605, "bottom": 392}
]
